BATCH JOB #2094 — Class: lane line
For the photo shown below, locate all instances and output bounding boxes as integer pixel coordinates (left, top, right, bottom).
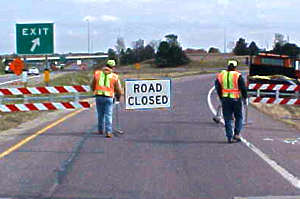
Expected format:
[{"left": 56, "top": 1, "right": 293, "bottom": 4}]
[
  {"left": 207, "top": 86, "right": 300, "bottom": 189},
  {"left": 208, "top": 86, "right": 224, "bottom": 124},
  {"left": 0, "top": 108, "right": 85, "bottom": 160}
]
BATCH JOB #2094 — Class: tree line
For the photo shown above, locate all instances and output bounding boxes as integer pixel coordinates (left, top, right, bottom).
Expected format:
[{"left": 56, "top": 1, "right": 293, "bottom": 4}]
[
  {"left": 108, "top": 34, "right": 300, "bottom": 68},
  {"left": 233, "top": 38, "right": 300, "bottom": 57},
  {"left": 108, "top": 34, "right": 190, "bottom": 68}
]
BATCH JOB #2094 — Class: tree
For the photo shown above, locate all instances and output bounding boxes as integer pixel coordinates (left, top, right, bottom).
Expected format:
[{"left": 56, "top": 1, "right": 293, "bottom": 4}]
[
  {"left": 115, "top": 37, "right": 126, "bottom": 55},
  {"left": 284, "top": 43, "right": 300, "bottom": 57},
  {"left": 143, "top": 45, "right": 155, "bottom": 60},
  {"left": 132, "top": 39, "right": 144, "bottom": 50},
  {"left": 119, "top": 49, "right": 127, "bottom": 65},
  {"left": 272, "top": 43, "right": 283, "bottom": 55},
  {"left": 155, "top": 41, "right": 170, "bottom": 67},
  {"left": 107, "top": 48, "right": 117, "bottom": 61},
  {"left": 233, "top": 38, "right": 249, "bottom": 55},
  {"left": 149, "top": 40, "right": 160, "bottom": 52},
  {"left": 125, "top": 48, "right": 136, "bottom": 64},
  {"left": 155, "top": 34, "right": 190, "bottom": 67},
  {"left": 272, "top": 43, "right": 300, "bottom": 57},
  {"left": 165, "top": 34, "right": 179, "bottom": 46},
  {"left": 208, "top": 47, "right": 220, "bottom": 53},
  {"left": 248, "top": 41, "right": 260, "bottom": 56}
]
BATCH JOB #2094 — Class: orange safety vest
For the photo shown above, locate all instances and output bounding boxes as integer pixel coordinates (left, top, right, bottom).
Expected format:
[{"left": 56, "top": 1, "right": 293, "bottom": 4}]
[
  {"left": 94, "top": 70, "right": 119, "bottom": 98},
  {"left": 217, "top": 70, "right": 241, "bottom": 98}
]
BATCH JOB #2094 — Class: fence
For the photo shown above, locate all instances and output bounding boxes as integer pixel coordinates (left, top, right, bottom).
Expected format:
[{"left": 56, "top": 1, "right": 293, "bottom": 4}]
[
  {"left": 0, "top": 85, "right": 92, "bottom": 112},
  {"left": 248, "top": 83, "right": 300, "bottom": 105}
]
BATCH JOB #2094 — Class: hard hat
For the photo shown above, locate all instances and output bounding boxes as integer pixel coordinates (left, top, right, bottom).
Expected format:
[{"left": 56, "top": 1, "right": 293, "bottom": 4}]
[
  {"left": 227, "top": 60, "right": 238, "bottom": 67},
  {"left": 106, "top": 60, "right": 116, "bottom": 68}
]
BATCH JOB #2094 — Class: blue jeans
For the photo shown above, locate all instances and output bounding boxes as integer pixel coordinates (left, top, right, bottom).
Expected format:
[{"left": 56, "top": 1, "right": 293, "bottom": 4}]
[
  {"left": 221, "top": 98, "right": 243, "bottom": 139},
  {"left": 95, "top": 96, "right": 114, "bottom": 133}
]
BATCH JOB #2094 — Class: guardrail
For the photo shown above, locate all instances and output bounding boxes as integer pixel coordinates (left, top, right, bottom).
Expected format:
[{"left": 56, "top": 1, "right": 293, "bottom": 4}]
[{"left": 0, "top": 85, "right": 92, "bottom": 112}]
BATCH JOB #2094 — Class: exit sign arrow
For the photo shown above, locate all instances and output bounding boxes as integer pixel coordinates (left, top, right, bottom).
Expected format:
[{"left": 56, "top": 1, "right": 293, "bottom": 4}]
[{"left": 30, "top": 38, "right": 40, "bottom": 52}]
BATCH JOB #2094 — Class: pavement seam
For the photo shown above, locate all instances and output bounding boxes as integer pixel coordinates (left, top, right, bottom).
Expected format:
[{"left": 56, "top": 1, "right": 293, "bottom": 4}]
[{"left": 46, "top": 126, "right": 97, "bottom": 198}]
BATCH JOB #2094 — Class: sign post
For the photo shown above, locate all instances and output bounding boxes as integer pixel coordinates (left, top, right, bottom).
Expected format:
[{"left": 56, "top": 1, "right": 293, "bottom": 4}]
[
  {"left": 125, "top": 79, "right": 171, "bottom": 110},
  {"left": 134, "top": 63, "right": 141, "bottom": 79},
  {"left": 16, "top": 23, "right": 54, "bottom": 55}
]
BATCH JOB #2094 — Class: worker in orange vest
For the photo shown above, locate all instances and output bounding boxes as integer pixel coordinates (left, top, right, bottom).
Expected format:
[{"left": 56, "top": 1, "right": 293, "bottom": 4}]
[
  {"left": 215, "top": 60, "right": 248, "bottom": 143},
  {"left": 91, "top": 60, "right": 122, "bottom": 138}
]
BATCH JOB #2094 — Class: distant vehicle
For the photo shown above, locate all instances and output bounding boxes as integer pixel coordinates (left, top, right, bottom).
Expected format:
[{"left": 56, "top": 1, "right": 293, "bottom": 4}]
[
  {"left": 57, "top": 63, "right": 65, "bottom": 70},
  {"left": 28, "top": 67, "right": 40, "bottom": 75},
  {"left": 50, "top": 63, "right": 58, "bottom": 71},
  {"left": 4, "top": 65, "right": 13, "bottom": 73},
  {"left": 249, "top": 53, "right": 300, "bottom": 84}
]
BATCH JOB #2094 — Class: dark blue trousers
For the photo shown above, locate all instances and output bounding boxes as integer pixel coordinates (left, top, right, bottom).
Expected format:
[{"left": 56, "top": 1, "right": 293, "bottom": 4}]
[{"left": 221, "top": 98, "right": 243, "bottom": 139}]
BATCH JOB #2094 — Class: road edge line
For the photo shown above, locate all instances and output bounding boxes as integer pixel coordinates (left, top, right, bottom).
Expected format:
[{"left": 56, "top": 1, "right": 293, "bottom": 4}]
[
  {"left": 0, "top": 108, "right": 85, "bottom": 160},
  {"left": 207, "top": 86, "right": 300, "bottom": 189}
]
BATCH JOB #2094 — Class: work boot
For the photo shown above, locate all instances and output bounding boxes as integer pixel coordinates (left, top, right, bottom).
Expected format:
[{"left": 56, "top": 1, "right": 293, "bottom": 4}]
[
  {"left": 98, "top": 131, "right": 104, "bottom": 135},
  {"left": 233, "top": 134, "right": 241, "bottom": 142},
  {"left": 213, "top": 116, "right": 221, "bottom": 124},
  {"left": 227, "top": 138, "right": 232, "bottom": 144},
  {"left": 106, "top": 132, "right": 113, "bottom": 138}
]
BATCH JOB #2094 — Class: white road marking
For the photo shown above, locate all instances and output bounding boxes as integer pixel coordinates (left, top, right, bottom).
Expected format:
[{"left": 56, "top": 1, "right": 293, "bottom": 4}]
[
  {"left": 208, "top": 86, "right": 224, "bottom": 124},
  {"left": 0, "top": 75, "right": 40, "bottom": 86},
  {"left": 207, "top": 86, "right": 300, "bottom": 189},
  {"left": 263, "top": 138, "right": 274, "bottom": 141}
]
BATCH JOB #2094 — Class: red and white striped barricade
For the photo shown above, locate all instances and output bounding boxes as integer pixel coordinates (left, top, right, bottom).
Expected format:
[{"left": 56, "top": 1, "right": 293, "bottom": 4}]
[
  {"left": 0, "top": 85, "right": 92, "bottom": 112},
  {"left": 247, "top": 83, "right": 300, "bottom": 105}
]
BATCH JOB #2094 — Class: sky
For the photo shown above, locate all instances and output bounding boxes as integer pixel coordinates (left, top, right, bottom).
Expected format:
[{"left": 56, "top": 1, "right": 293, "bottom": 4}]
[{"left": 1, "top": 0, "right": 300, "bottom": 54}]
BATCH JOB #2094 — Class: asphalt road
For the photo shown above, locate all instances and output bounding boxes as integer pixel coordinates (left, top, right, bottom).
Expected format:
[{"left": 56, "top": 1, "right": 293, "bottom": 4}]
[{"left": 0, "top": 73, "right": 300, "bottom": 199}]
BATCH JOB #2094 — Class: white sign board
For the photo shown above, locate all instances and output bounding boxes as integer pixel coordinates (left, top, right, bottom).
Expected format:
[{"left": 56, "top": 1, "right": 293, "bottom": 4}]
[{"left": 125, "top": 79, "right": 171, "bottom": 110}]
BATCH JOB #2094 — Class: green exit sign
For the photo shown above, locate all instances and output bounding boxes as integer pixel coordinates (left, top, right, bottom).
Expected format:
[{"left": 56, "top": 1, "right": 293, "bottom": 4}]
[{"left": 16, "top": 23, "right": 54, "bottom": 55}]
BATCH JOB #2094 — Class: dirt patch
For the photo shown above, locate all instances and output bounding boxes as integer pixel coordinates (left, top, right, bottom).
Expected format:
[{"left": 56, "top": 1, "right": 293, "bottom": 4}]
[{"left": 251, "top": 103, "right": 300, "bottom": 131}]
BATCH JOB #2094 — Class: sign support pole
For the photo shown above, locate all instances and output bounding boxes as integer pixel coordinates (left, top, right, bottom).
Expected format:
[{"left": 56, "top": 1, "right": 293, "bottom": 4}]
[
  {"left": 23, "top": 56, "right": 28, "bottom": 87},
  {"left": 45, "top": 55, "right": 49, "bottom": 86}
]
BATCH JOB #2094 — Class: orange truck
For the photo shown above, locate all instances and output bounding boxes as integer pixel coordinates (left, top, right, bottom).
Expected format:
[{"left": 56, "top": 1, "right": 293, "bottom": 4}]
[
  {"left": 247, "top": 53, "right": 300, "bottom": 100},
  {"left": 249, "top": 53, "right": 300, "bottom": 84}
]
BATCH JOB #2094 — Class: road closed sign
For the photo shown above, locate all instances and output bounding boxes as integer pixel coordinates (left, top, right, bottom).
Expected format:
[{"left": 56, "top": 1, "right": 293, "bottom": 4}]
[{"left": 125, "top": 79, "right": 171, "bottom": 110}]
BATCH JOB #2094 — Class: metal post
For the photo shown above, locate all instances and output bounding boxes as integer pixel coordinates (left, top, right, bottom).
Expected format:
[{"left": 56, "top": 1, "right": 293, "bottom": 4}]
[
  {"left": 74, "top": 93, "right": 79, "bottom": 103},
  {"left": 114, "top": 101, "right": 124, "bottom": 134},
  {"left": 24, "top": 95, "right": 28, "bottom": 104},
  {"left": 87, "top": 19, "right": 90, "bottom": 54},
  {"left": 245, "top": 98, "right": 249, "bottom": 126},
  {"left": 276, "top": 90, "right": 280, "bottom": 99},
  {"left": 295, "top": 90, "right": 300, "bottom": 99},
  {"left": 45, "top": 55, "right": 48, "bottom": 70},
  {"left": 23, "top": 56, "right": 28, "bottom": 87}
]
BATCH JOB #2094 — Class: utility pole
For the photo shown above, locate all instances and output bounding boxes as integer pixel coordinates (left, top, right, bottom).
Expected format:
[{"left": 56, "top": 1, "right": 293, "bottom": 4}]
[
  {"left": 224, "top": 28, "right": 227, "bottom": 53},
  {"left": 87, "top": 19, "right": 90, "bottom": 54}
]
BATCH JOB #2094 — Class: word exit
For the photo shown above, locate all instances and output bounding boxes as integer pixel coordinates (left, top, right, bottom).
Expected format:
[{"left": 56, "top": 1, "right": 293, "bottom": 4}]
[{"left": 22, "top": 28, "right": 49, "bottom": 36}]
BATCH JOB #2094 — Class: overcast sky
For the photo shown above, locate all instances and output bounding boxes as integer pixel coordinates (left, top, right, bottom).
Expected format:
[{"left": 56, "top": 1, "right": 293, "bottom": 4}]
[{"left": 1, "top": 0, "right": 300, "bottom": 54}]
